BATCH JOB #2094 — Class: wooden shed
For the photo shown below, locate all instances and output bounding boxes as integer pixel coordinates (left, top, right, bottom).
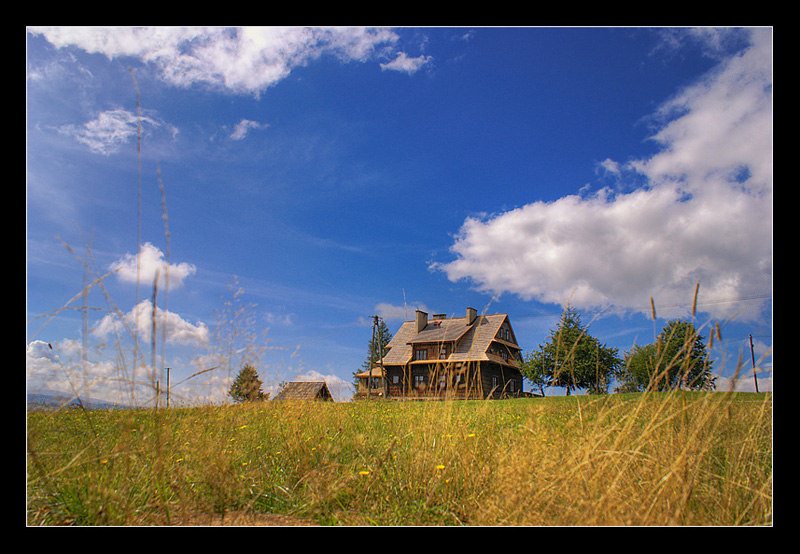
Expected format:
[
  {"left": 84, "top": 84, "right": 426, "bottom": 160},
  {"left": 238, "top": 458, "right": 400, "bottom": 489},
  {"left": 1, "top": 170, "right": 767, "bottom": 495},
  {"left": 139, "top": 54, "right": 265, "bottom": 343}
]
[{"left": 273, "top": 381, "right": 334, "bottom": 402}]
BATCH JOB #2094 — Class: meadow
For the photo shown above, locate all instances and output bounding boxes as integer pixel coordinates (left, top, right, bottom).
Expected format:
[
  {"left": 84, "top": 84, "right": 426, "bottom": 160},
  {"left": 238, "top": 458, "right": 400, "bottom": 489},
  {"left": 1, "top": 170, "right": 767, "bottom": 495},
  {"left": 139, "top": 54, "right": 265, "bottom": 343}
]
[{"left": 26, "top": 390, "right": 772, "bottom": 526}]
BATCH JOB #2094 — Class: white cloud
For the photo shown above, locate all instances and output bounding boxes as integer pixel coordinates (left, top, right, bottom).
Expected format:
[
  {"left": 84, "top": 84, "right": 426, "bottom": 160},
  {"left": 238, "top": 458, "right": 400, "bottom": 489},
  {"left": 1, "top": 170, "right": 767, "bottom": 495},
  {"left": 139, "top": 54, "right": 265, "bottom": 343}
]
[
  {"left": 56, "top": 108, "right": 177, "bottom": 155},
  {"left": 58, "top": 109, "right": 145, "bottom": 155},
  {"left": 29, "top": 26, "right": 417, "bottom": 96},
  {"left": 265, "top": 312, "right": 295, "bottom": 327},
  {"left": 714, "top": 372, "right": 772, "bottom": 393},
  {"left": 380, "top": 52, "right": 432, "bottom": 74},
  {"left": 26, "top": 338, "right": 146, "bottom": 405},
  {"left": 433, "top": 29, "right": 772, "bottom": 322},
  {"left": 291, "top": 369, "right": 355, "bottom": 402},
  {"left": 375, "top": 302, "right": 430, "bottom": 321},
  {"left": 109, "top": 242, "right": 196, "bottom": 290},
  {"left": 92, "top": 299, "right": 210, "bottom": 347},
  {"left": 230, "top": 118, "right": 269, "bottom": 140}
]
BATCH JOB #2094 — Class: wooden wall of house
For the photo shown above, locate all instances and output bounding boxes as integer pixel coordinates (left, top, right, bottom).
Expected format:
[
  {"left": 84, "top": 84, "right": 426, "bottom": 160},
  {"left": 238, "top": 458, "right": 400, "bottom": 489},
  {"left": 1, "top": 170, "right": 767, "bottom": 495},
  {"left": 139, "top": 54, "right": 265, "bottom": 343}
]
[
  {"left": 478, "top": 362, "right": 523, "bottom": 399},
  {"left": 383, "top": 362, "right": 522, "bottom": 400}
]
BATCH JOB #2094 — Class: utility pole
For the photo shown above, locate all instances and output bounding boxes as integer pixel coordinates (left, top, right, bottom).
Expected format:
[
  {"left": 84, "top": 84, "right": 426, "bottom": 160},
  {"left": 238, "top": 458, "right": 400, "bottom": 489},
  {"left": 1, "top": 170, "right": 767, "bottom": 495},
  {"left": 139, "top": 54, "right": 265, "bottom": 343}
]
[
  {"left": 367, "top": 317, "right": 376, "bottom": 399},
  {"left": 379, "top": 316, "right": 387, "bottom": 398},
  {"left": 749, "top": 334, "right": 759, "bottom": 393},
  {"left": 166, "top": 367, "right": 171, "bottom": 408}
]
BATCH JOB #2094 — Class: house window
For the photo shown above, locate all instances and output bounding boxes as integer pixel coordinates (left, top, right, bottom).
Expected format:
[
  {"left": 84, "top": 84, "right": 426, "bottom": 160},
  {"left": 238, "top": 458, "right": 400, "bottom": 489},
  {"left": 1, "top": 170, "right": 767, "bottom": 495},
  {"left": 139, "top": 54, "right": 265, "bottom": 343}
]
[
  {"left": 508, "top": 380, "right": 515, "bottom": 392},
  {"left": 415, "top": 348, "right": 428, "bottom": 361},
  {"left": 500, "top": 350, "right": 508, "bottom": 361},
  {"left": 413, "top": 374, "right": 425, "bottom": 388},
  {"left": 392, "top": 375, "right": 400, "bottom": 384},
  {"left": 439, "top": 346, "right": 447, "bottom": 359}
]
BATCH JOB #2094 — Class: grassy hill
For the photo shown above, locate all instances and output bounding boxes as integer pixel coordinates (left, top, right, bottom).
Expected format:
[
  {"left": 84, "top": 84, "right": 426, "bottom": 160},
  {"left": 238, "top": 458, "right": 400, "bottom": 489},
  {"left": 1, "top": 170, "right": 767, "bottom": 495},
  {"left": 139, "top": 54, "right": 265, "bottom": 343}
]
[{"left": 26, "top": 391, "right": 772, "bottom": 526}]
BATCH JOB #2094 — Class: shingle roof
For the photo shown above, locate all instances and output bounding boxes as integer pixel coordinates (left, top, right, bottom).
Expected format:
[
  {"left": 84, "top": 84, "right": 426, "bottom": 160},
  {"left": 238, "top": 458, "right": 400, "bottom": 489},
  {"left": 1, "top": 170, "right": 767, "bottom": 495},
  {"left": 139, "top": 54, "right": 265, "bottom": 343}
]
[
  {"left": 273, "top": 381, "right": 333, "bottom": 401},
  {"left": 354, "top": 366, "right": 384, "bottom": 379},
  {"left": 407, "top": 317, "right": 473, "bottom": 344},
  {"left": 381, "top": 312, "right": 521, "bottom": 368}
]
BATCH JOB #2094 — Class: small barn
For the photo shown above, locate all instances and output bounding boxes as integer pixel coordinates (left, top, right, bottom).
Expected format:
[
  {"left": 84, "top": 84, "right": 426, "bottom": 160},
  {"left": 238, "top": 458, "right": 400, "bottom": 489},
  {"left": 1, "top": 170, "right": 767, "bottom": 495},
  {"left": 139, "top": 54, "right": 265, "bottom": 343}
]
[{"left": 273, "top": 381, "right": 334, "bottom": 402}]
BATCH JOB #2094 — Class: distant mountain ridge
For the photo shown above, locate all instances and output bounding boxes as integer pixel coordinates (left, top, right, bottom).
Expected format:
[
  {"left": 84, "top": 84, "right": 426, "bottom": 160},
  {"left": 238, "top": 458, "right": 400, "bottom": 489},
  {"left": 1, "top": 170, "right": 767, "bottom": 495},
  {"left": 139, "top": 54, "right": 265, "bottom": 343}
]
[{"left": 27, "top": 392, "right": 131, "bottom": 410}]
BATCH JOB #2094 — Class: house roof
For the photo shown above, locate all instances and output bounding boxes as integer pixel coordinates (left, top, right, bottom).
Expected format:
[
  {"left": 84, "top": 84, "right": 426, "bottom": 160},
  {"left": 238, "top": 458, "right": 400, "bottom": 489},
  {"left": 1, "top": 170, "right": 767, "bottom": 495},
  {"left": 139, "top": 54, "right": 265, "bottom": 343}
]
[
  {"left": 273, "top": 381, "right": 333, "bottom": 401},
  {"left": 381, "top": 311, "right": 522, "bottom": 369},
  {"left": 407, "top": 317, "right": 473, "bottom": 344},
  {"left": 354, "top": 366, "right": 384, "bottom": 379}
]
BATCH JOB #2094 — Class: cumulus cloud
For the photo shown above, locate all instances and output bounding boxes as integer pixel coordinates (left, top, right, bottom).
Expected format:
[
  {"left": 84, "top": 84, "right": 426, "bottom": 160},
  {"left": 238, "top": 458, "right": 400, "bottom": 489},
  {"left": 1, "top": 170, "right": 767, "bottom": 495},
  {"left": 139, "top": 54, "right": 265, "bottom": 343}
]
[
  {"left": 433, "top": 28, "right": 772, "bottom": 321},
  {"left": 27, "top": 338, "right": 133, "bottom": 403},
  {"left": 291, "top": 369, "right": 355, "bottom": 402},
  {"left": 29, "top": 26, "right": 417, "bottom": 96},
  {"left": 92, "top": 299, "right": 210, "bottom": 347},
  {"left": 109, "top": 242, "right": 196, "bottom": 290}
]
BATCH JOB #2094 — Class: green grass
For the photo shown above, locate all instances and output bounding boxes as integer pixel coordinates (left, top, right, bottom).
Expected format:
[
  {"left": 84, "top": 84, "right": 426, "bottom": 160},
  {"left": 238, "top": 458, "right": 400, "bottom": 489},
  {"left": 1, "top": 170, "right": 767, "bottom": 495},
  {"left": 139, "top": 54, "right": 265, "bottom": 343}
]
[{"left": 27, "top": 391, "right": 772, "bottom": 526}]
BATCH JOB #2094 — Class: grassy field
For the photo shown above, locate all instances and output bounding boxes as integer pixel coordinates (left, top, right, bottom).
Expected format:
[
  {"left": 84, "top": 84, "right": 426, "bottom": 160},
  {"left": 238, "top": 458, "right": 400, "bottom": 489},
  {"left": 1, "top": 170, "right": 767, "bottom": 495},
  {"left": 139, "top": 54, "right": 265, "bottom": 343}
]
[{"left": 26, "top": 390, "right": 771, "bottom": 526}]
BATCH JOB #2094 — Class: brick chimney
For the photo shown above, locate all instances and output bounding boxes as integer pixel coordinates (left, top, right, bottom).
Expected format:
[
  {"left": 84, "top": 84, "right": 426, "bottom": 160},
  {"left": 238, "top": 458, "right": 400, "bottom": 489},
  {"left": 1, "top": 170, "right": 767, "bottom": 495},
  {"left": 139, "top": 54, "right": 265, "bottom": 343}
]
[
  {"left": 467, "top": 307, "right": 477, "bottom": 325},
  {"left": 415, "top": 309, "right": 428, "bottom": 334}
]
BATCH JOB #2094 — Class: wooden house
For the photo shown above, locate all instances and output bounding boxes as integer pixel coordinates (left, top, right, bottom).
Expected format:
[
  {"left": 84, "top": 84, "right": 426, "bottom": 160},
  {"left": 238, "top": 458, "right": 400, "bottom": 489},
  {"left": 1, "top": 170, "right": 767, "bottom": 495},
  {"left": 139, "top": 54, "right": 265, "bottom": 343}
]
[
  {"left": 356, "top": 308, "right": 524, "bottom": 400},
  {"left": 273, "top": 381, "right": 334, "bottom": 402}
]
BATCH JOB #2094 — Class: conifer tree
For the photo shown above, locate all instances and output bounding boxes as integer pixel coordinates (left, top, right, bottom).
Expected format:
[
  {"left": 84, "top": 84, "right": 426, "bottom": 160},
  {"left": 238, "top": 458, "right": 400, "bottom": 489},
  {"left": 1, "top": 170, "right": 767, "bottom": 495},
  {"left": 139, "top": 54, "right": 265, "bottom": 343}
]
[
  {"left": 353, "top": 318, "right": 393, "bottom": 386},
  {"left": 228, "top": 363, "right": 268, "bottom": 402}
]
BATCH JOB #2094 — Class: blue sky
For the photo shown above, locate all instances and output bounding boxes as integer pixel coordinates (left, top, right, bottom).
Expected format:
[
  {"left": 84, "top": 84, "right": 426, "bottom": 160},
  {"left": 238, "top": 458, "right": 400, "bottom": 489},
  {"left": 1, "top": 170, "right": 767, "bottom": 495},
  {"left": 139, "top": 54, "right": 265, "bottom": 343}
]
[{"left": 26, "top": 27, "right": 772, "bottom": 404}]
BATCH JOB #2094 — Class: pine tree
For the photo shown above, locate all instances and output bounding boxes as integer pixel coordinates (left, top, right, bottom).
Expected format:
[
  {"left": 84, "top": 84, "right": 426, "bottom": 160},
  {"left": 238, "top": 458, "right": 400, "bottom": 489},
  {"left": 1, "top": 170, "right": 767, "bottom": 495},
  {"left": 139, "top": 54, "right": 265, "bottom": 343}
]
[
  {"left": 228, "top": 363, "right": 268, "bottom": 402},
  {"left": 353, "top": 317, "right": 392, "bottom": 386}
]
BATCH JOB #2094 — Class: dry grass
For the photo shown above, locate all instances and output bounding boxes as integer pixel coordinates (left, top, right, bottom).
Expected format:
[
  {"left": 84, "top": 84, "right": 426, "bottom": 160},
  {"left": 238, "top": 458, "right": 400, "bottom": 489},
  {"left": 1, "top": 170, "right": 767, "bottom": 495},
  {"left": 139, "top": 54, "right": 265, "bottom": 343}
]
[{"left": 26, "top": 390, "right": 771, "bottom": 526}]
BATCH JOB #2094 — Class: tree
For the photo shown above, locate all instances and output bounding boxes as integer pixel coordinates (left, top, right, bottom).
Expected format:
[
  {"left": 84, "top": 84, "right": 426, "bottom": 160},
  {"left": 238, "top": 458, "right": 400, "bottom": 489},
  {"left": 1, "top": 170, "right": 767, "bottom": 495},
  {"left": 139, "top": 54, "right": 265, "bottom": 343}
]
[
  {"left": 228, "top": 363, "right": 268, "bottom": 402},
  {"left": 521, "top": 307, "right": 622, "bottom": 395},
  {"left": 522, "top": 349, "right": 549, "bottom": 397},
  {"left": 353, "top": 317, "right": 393, "bottom": 387},
  {"left": 617, "top": 319, "right": 716, "bottom": 392}
]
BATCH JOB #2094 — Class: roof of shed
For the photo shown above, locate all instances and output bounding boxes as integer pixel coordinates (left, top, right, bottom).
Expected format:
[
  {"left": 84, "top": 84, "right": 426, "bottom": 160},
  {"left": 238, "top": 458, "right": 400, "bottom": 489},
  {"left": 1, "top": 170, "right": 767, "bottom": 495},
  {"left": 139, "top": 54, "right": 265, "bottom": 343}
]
[{"left": 273, "top": 381, "right": 333, "bottom": 401}]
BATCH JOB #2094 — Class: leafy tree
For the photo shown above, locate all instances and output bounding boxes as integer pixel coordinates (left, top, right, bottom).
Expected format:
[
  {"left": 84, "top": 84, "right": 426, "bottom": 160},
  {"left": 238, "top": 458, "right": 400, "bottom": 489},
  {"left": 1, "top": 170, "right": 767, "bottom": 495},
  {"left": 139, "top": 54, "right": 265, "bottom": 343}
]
[
  {"left": 521, "top": 307, "right": 622, "bottom": 395},
  {"left": 617, "top": 319, "right": 716, "bottom": 392},
  {"left": 228, "top": 363, "right": 268, "bottom": 402},
  {"left": 522, "top": 350, "right": 550, "bottom": 397}
]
